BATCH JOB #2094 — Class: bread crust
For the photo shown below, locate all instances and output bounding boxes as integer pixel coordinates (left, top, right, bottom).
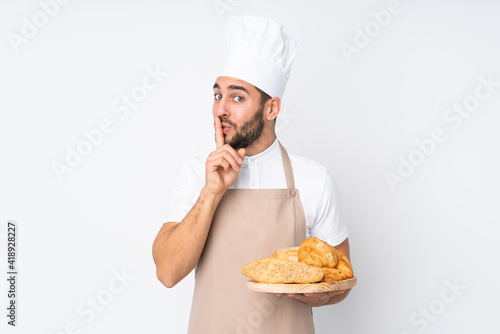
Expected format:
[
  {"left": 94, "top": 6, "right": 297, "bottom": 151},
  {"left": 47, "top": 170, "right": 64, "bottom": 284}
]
[
  {"left": 270, "top": 247, "right": 299, "bottom": 262},
  {"left": 336, "top": 259, "right": 353, "bottom": 278},
  {"left": 242, "top": 238, "right": 354, "bottom": 284},
  {"left": 320, "top": 268, "right": 347, "bottom": 282},
  {"left": 332, "top": 248, "right": 354, "bottom": 278},
  {"left": 298, "top": 237, "right": 338, "bottom": 268},
  {"left": 241, "top": 258, "right": 324, "bottom": 284}
]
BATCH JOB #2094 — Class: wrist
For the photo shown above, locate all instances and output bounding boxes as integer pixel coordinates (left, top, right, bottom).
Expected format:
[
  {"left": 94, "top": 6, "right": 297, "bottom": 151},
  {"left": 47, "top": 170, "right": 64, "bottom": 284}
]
[{"left": 200, "top": 187, "right": 224, "bottom": 204}]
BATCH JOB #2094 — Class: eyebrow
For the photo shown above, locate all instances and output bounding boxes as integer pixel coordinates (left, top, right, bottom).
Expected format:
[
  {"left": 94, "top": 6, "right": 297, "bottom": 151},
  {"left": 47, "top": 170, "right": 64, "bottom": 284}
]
[{"left": 213, "top": 83, "right": 249, "bottom": 94}]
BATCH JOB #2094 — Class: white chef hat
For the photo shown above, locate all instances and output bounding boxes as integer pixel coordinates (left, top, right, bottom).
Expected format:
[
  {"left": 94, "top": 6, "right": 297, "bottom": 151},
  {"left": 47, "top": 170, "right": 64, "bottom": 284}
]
[{"left": 218, "top": 16, "right": 298, "bottom": 100}]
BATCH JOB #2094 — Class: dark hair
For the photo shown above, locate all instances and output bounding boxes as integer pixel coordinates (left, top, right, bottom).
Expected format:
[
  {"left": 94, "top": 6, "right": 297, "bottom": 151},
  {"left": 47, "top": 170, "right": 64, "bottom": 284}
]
[
  {"left": 255, "top": 86, "right": 272, "bottom": 107},
  {"left": 254, "top": 86, "right": 276, "bottom": 125}
]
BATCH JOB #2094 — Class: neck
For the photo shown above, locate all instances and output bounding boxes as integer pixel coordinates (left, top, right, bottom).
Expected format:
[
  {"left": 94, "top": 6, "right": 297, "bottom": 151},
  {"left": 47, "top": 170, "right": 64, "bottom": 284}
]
[{"left": 243, "top": 129, "right": 276, "bottom": 156}]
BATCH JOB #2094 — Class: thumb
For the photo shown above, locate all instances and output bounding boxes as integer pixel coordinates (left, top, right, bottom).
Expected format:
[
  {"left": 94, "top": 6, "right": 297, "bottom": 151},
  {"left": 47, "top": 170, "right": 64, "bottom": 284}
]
[{"left": 237, "top": 148, "right": 246, "bottom": 159}]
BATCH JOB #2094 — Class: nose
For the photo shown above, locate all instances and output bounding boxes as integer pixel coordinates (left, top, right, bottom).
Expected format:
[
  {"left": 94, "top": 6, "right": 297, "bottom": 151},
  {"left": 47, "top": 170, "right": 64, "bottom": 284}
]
[{"left": 213, "top": 97, "right": 229, "bottom": 118}]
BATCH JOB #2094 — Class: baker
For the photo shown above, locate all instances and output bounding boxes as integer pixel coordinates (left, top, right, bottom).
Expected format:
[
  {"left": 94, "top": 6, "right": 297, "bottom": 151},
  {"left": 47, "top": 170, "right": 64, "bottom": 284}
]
[{"left": 153, "top": 16, "right": 352, "bottom": 333}]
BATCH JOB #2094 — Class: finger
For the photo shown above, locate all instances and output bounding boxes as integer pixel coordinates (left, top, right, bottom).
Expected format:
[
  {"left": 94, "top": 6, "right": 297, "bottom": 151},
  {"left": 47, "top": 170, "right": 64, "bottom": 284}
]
[
  {"left": 286, "top": 294, "right": 307, "bottom": 302},
  {"left": 206, "top": 154, "right": 226, "bottom": 172},
  {"left": 224, "top": 146, "right": 244, "bottom": 165},
  {"left": 216, "top": 159, "right": 230, "bottom": 172},
  {"left": 212, "top": 146, "right": 243, "bottom": 169},
  {"left": 325, "top": 290, "right": 345, "bottom": 297},
  {"left": 237, "top": 148, "right": 246, "bottom": 162},
  {"left": 214, "top": 116, "right": 224, "bottom": 148},
  {"left": 304, "top": 292, "right": 329, "bottom": 300},
  {"left": 303, "top": 293, "right": 317, "bottom": 297},
  {"left": 214, "top": 150, "right": 241, "bottom": 172}
]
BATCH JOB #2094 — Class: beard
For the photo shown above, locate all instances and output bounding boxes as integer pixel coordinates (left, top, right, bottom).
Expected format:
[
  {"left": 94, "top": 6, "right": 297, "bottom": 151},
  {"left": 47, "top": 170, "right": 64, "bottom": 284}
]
[{"left": 222, "top": 105, "right": 265, "bottom": 151}]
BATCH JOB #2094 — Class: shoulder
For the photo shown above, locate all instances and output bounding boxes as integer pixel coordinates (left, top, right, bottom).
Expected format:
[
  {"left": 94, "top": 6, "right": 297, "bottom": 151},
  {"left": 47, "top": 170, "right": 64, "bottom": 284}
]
[
  {"left": 284, "top": 148, "right": 341, "bottom": 200},
  {"left": 286, "top": 149, "right": 331, "bottom": 181}
]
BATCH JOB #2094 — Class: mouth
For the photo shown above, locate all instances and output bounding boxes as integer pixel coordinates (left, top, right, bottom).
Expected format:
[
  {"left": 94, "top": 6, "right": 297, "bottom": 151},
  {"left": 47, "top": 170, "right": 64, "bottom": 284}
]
[{"left": 222, "top": 123, "right": 231, "bottom": 134}]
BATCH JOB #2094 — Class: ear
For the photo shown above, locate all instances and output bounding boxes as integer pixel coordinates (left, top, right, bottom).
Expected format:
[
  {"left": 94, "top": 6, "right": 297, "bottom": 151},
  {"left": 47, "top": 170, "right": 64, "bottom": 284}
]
[{"left": 265, "top": 97, "right": 281, "bottom": 121}]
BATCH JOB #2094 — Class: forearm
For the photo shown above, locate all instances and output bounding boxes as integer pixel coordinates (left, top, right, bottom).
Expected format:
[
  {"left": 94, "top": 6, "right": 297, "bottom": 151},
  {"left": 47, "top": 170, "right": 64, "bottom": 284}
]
[{"left": 153, "top": 188, "right": 223, "bottom": 287}]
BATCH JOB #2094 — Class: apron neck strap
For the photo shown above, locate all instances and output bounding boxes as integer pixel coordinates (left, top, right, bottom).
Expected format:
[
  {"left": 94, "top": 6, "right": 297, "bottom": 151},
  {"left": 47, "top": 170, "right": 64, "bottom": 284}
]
[{"left": 278, "top": 141, "right": 295, "bottom": 190}]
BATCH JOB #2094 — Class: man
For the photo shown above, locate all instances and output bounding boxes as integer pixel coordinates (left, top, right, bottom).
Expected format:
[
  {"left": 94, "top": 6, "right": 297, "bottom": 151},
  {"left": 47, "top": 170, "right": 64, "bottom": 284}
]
[{"left": 153, "top": 16, "right": 351, "bottom": 333}]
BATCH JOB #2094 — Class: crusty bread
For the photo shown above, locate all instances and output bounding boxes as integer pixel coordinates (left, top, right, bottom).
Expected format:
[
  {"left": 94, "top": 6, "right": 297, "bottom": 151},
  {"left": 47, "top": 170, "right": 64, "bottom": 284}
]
[
  {"left": 298, "top": 237, "right": 338, "bottom": 268},
  {"left": 332, "top": 248, "right": 354, "bottom": 278},
  {"left": 320, "top": 268, "right": 347, "bottom": 282},
  {"left": 242, "top": 238, "right": 354, "bottom": 285},
  {"left": 336, "top": 260, "right": 353, "bottom": 278},
  {"left": 335, "top": 248, "right": 345, "bottom": 260},
  {"left": 241, "top": 258, "right": 324, "bottom": 284},
  {"left": 270, "top": 247, "right": 299, "bottom": 262}
]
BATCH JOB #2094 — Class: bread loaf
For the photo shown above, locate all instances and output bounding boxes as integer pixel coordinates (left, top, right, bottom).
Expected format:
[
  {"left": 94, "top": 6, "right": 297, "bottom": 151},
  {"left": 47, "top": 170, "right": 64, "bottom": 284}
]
[
  {"left": 269, "top": 247, "right": 299, "bottom": 262},
  {"left": 242, "top": 237, "right": 354, "bottom": 285},
  {"left": 241, "top": 258, "right": 324, "bottom": 284}
]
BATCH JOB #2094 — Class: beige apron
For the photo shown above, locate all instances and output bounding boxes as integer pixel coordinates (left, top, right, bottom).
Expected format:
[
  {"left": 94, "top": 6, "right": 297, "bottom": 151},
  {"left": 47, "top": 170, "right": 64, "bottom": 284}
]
[{"left": 188, "top": 142, "right": 315, "bottom": 334}]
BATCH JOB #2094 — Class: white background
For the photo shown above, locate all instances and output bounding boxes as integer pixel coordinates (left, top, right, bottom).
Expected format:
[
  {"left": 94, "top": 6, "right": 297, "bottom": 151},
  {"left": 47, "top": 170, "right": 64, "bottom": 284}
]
[{"left": 1, "top": 0, "right": 499, "bottom": 333}]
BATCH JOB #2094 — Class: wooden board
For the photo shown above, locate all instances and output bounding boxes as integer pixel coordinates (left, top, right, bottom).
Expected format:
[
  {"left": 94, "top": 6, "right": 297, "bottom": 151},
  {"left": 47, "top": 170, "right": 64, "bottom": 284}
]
[{"left": 247, "top": 276, "right": 357, "bottom": 294}]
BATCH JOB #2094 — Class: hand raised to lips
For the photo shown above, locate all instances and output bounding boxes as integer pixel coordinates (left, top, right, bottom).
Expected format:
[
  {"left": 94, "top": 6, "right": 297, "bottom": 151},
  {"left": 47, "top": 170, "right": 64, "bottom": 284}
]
[
  {"left": 203, "top": 116, "right": 246, "bottom": 196},
  {"left": 215, "top": 116, "right": 225, "bottom": 148}
]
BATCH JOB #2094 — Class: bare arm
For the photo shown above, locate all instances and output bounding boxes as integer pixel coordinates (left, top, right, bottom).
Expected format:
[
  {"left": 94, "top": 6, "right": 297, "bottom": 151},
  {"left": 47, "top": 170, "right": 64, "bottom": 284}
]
[
  {"left": 152, "top": 188, "right": 223, "bottom": 288},
  {"left": 153, "top": 116, "right": 245, "bottom": 288}
]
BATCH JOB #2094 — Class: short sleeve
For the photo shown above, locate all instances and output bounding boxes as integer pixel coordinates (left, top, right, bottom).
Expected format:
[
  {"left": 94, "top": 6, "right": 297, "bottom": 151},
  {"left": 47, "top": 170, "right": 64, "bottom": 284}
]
[
  {"left": 309, "top": 170, "right": 348, "bottom": 247},
  {"left": 165, "top": 162, "right": 199, "bottom": 223}
]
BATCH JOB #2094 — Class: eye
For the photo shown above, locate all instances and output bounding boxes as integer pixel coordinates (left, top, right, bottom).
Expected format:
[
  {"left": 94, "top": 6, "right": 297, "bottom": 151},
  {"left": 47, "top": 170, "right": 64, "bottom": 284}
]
[
  {"left": 214, "top": 94, "right": 222, "bottom": 100},
  {"left": 233, "top": 96, "right": 244, "bottom": 102}
]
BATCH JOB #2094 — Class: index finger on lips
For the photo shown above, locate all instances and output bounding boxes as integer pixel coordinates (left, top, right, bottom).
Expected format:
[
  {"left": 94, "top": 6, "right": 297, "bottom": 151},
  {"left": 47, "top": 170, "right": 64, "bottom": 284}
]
[{"left": 214, "top": 116, "right": 224, "bottom": 148}]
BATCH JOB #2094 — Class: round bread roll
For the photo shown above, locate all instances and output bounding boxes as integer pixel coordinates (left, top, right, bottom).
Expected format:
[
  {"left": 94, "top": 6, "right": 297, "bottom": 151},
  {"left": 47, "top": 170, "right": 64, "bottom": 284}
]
[{"left": 298, "top": 237, "right": 338, "bottom": 268}]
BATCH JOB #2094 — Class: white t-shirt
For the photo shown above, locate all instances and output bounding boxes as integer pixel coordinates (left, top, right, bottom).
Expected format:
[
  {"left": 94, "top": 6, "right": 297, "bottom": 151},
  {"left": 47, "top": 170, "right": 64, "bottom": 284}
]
[{"left": 165, "top": 138, "right": 348, "bottom": 247}]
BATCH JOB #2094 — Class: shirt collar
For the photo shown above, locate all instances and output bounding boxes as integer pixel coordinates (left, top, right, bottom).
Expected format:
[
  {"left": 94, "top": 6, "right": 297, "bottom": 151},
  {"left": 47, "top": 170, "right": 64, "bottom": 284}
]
[{"left": 242, "top": 138, "right": 280, "bottom": 165}]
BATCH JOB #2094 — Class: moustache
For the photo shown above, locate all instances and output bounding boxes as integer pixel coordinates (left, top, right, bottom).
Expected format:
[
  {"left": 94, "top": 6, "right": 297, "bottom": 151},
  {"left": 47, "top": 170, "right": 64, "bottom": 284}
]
[{"left": 220, "top": 118, "right": 236, "bottom": 128}]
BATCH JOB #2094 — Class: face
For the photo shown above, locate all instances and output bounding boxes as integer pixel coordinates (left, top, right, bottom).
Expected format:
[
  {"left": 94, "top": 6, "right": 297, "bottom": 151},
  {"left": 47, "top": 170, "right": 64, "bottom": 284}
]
[{"left": 213, "top": 77, "right": 266, "bottom": 151}]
